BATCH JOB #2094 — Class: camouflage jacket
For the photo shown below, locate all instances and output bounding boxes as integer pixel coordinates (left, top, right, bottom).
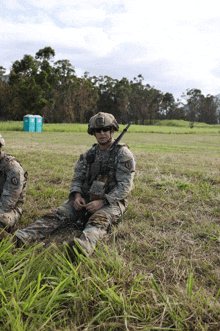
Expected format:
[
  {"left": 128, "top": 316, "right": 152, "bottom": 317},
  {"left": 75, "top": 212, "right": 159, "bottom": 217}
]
[
  {"left": 0, "top": 152, "right": 28, "bottom": 213},
  {"left": 70, "top": 143, "right": 135, "bottom": 206}
]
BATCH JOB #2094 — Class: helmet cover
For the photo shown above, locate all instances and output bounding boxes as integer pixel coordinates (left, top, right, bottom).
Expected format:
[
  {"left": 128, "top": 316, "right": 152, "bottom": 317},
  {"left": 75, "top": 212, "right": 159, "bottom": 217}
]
[{"left": 88, "top": 112, "right": 119, "bottom": 135}]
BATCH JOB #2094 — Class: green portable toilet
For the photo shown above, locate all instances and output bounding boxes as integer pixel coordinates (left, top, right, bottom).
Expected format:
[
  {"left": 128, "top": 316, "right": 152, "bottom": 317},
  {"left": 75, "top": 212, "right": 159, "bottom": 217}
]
[
  {"left": 23, "top": 115, "right": 35, "bottom": 132},
  {"left": 35, "top": 115, "right": 43, "bottom": 132}
]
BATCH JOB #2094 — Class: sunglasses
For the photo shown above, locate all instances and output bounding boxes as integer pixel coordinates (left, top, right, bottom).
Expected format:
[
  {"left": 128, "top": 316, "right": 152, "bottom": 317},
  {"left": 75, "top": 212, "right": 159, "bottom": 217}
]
[{"left": 95, "top": 126, "right": 111, "bottom": 133}]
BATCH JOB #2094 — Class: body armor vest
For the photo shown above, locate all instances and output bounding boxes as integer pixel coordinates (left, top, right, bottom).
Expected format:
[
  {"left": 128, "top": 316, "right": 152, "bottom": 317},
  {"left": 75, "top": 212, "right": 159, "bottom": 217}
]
[{"left": 82, "top": 143, "right": 126, "bottom": 199}]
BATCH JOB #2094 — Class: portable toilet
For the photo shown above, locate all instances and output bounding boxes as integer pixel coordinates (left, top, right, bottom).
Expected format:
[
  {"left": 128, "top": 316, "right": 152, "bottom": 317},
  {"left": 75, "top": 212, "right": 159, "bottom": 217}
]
[
  {"left": 23, "top": 115, "right": 35, "bottom": 132},
  {"left": 35, "top": 115, "right": 43, "bottom": 132}
]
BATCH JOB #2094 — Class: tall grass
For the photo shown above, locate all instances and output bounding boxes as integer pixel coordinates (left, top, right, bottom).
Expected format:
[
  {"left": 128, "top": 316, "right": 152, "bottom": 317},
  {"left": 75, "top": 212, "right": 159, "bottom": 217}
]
[
  {"left": 2, "top": 235, "right": 219, "bottom": 331},
  {"left": 1, "top": 131, "right": 220, "bottom": 329}
]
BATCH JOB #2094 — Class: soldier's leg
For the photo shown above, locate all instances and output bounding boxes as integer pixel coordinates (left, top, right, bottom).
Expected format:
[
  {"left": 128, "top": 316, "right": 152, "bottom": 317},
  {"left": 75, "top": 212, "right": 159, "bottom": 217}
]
[
  {"left": 0, "top": 208, "right": 22, "bottom": 232},
  {"left": 16, "top": 200, "right": 85, "bottom": 244},
  {"left": 66, "top": 202, "right": 123, "bottom": 260}
]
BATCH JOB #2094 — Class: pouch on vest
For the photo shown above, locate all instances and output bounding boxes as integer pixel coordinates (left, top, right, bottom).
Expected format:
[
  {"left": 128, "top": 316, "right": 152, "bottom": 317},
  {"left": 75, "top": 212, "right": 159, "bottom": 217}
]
[{"left": 89, "top": 175, "right": 108, "bottom": 201}]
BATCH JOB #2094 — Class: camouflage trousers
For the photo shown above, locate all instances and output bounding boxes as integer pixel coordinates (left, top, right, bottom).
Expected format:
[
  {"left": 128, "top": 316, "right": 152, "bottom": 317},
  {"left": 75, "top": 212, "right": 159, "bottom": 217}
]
[
  {"left": 16, "top": 200, "right": 124, "bottom": 244},
  {"left": 0, "top": 207, "right": 22, "bottom": 232}
]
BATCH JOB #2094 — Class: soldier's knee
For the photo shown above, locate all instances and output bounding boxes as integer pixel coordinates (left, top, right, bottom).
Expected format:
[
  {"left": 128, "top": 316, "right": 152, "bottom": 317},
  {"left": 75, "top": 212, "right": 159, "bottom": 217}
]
[
  {"left": 42, "top": 205, "right": 69, "bottom": 222},
  {"left": 88, "top": 210, "right": 111, "bottom": 230}
]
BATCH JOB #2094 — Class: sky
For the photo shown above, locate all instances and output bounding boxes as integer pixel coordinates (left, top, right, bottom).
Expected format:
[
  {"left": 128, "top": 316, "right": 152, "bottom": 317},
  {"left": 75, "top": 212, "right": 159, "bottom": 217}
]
[{"left": 1, "top": 0, "right": 220, "bottom": 101}]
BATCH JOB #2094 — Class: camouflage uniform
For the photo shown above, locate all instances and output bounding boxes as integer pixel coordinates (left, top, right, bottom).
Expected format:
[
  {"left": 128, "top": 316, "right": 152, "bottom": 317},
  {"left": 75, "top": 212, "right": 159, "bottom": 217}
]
[
  {"left": 16, "top": 113, "right": 135, "bottom": 257},
  {"left": 0, "top": 135, "right": 28, "bottom": 232}
]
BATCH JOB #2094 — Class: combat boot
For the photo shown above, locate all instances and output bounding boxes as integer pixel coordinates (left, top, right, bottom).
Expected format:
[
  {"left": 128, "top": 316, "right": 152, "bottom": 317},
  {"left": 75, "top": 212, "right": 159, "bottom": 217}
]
[
  {"left": 0, "top": 229, "right": 12, "bottom": 241},
  {"left": 64, "top": 226, "right": 106, "bottom": 263},
  {"left": 0, "top": 229, "right": 17, "bottom": 245}
]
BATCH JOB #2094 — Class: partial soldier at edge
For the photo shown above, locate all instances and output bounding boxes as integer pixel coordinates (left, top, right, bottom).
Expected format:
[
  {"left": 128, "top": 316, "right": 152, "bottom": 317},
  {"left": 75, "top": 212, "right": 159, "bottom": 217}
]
[
  {"left": 0, "top": 133, "right": 28, "bottom": 240},
  {"left": 15, "top": 112, "right": 135, "bottom": 261}
]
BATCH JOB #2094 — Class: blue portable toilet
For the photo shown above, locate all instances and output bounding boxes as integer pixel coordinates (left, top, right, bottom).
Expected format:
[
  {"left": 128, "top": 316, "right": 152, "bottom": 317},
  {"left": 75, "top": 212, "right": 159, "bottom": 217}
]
[
  {"left": 35, "top": 115, "right": 43, "bottom": 132},
  {"left": 23, "top": 115, "right": 35, "bottom": 132}
]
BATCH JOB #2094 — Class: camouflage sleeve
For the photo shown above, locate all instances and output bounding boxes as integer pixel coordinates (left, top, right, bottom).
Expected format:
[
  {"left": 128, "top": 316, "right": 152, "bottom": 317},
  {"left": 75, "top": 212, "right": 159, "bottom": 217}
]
[
  {"left": 69, "top": 150, "right": 88, "bottom": 196},
  {"left": 105, "top": 146, "right": 135, "bottom": 204},
  {"left": 0, "top": 160, "right": 25, "bottom": 212}
]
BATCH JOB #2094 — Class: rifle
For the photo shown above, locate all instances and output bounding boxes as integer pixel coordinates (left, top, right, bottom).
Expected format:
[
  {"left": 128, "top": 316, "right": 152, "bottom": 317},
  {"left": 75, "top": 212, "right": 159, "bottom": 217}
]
[{"left": 111, "top": 122, "right": 132, "bottom": 149}]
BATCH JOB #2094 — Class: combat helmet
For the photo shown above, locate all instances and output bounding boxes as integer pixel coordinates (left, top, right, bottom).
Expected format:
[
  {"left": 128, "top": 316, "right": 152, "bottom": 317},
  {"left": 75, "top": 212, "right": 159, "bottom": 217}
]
[
  {"left": 0, "top": 134, "right": 5, "bottom": 147},
  {"left": 88, "top": 112, "right": 119, "bottom": 135}
]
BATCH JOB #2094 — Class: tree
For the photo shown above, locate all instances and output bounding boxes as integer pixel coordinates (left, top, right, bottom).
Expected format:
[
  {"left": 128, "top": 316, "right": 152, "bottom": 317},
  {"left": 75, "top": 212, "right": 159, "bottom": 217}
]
[
  {"left": 114, "top": 78, "right": 131, "bottom": 123},
  {"left": 35, "top": 47, "right": 55, "bottom": 61},
  {"left": 0, "top": 66, "right": 6, "bottom": 76},
  {"left": 199, "top": 94, "right": 218, "bottom": 124},
  {"left": 182, "top": 89, "right": 203, "bottom": 126},
  {"left": 145, "top": 86, "right": 163, "bottom": 124},
  {"left": 182, "top": 89, "right": 219, "bottom": 125},
  {"left": 8, "top": 48, "right": 56, "bottom": 117},
  {"left": 96, "top": 76, "right": 118, "bottom": 118},
  {"left": 129, "top": 75, "right": 146, "bottom": 124},
  {"left": 2, "top": 46, "right": 219, "bottom": 124},
  {"left": 129, "top": 76, "right": 163, "bottom": 125},
  {"left": 43, "top": 59, "right": 77, "bottom": 122},
  {"left": 73, "top": 77, "right": 98, "bottom": 123},
  {"left": 158, "top": 93, "right": 176, "bottom": 119}
]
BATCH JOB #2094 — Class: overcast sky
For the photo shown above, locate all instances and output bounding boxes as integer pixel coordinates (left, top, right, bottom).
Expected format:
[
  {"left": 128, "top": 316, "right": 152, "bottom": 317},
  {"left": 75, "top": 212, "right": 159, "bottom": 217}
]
[{"left": 1, "top": 0, "right": 220, "bottom": 100}]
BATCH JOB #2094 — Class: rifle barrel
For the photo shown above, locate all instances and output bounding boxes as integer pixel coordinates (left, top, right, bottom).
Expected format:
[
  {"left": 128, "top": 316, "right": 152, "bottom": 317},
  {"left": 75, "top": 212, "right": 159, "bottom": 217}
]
[{"left": 112, "top": 122, "right": 132, "bottom": 147}]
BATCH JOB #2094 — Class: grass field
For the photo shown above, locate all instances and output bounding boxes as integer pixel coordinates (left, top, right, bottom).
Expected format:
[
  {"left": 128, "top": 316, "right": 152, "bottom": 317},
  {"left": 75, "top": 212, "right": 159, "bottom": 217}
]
[
  {"left": 1, "top": 119, "right": 220, "bottom": 134},
  {"left": 1, "top": 123, "right": 220, "bottom": 330}
]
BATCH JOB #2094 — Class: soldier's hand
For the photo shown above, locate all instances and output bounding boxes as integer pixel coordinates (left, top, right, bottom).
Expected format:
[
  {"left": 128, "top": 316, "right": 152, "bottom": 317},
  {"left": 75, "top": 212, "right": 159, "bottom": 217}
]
[
  {"left": 74, "top": 195, "right": 86, "bottom": 211},
  {"left": 85, "top": 200, "right": 104, "bottom": 213}
]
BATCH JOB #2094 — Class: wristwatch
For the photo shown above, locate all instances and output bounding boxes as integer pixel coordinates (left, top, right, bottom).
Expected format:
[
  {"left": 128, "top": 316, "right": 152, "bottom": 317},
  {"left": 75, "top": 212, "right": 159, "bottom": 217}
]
[{"left": 102, "top": 198, "right": 109, "bottom": 206}]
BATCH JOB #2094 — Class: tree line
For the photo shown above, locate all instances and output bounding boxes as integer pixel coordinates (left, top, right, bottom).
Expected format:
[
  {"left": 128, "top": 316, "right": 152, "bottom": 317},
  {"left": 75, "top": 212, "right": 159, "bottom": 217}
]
[{"left": 0, "top": 46, "right": 219, "bottom": 125}]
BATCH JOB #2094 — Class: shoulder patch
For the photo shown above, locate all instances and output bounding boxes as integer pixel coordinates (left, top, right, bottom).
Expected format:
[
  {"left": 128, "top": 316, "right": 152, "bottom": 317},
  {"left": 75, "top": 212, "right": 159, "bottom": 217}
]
[
  {"left": 11, "top": 177, "right": 18, "bottom": 185},
  {"left": 118, "top": 147, "right": 135, "bottom": 172},
  {"left": 125, "top": 160, "right": 132, "bottom": 170}
]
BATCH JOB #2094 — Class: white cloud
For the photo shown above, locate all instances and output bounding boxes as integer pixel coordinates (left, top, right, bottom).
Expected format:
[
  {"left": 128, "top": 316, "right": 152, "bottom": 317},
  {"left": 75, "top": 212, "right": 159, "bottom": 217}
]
[
  {"left": 56, "top": 7, "right": 106, "bottom": 27},
  {"left": 106, "top": 3, "right": 220, "bottom": 72},
  {"left": 26, "top": 0, "right": 122, "bottom": 9},
  {"left": 2, "top": 0, "right": 24, "bottom": 10},
  {"left": 1, "top": 0, "right": 220, "bottom": 98},
  {"left": 123, "top": 0, "right": 219, "bottom": 21},
  {"left": 0, "top": 16, "right": 115, "bottom": 57}
]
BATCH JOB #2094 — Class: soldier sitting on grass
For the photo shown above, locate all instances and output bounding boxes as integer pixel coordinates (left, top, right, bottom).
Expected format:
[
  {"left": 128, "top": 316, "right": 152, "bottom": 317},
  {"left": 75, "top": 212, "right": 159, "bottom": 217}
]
[
  {"left": 0, "top": 134, "right": 28, "bottom": 240},
  {"left": 15, "top": 112, "right": 135, "bottom": 262}
]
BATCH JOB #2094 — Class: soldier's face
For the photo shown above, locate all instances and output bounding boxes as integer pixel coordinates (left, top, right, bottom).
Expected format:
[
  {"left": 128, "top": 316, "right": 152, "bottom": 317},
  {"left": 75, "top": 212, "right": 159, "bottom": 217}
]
[{"left": 95, "top": 127, "right": 114, "bottom": 146}]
